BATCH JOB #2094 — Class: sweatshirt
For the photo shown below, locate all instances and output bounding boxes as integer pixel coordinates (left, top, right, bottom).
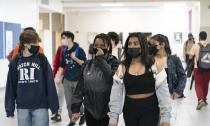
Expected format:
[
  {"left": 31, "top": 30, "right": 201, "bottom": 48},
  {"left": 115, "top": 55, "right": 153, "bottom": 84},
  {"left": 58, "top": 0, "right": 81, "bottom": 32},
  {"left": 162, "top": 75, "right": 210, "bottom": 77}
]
[{"left": 5, "top": 52, "right": 59, "bottom": 117}]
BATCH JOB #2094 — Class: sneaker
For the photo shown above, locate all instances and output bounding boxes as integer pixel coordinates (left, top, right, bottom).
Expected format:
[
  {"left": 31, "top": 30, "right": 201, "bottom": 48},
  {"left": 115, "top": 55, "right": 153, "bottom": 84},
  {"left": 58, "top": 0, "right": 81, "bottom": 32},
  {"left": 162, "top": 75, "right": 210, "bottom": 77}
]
[
  {"left": 79, "top": 115, "right": 86, "bottom": 125},
  {"left": 68, "top": 122, "right": 75, "bottom": 126},
  {"left": 51, "top": 114, "right": 62, "bottom": 122},
  {"left": 204, "top": 101, "right": 208, "bottom": 106},
  {"left": 196, "top": 100, "right": 206, "bottom": 110}
]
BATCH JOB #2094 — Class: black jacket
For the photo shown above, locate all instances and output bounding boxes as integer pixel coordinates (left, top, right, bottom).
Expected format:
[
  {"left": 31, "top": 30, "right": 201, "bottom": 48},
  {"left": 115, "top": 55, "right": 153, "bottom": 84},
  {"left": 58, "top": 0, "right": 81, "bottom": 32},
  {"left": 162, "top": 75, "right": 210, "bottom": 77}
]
[{"left": 71, "top": 55, "right": 119, "bottom": 120}]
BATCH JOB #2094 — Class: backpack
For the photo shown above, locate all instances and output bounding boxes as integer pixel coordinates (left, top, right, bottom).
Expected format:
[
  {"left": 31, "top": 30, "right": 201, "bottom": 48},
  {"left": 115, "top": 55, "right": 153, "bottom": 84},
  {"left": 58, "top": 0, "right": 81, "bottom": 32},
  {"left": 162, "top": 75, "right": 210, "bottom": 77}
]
[{"left": 197, "top": 43, "right": 210, "bottom": 71}]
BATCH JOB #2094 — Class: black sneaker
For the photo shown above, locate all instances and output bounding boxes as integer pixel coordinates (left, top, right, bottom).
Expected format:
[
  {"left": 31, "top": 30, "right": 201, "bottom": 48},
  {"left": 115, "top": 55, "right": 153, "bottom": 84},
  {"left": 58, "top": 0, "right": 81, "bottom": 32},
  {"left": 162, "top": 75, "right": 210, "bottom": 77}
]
[
  {"left": 51, "top": 114, "right": 62, "bottom": 122},
  {"left": 79, "top": 115, "right": 85, "bottom": 125},
  {"left": 68, "top": 122, "right": 75, "bottom": 126}
]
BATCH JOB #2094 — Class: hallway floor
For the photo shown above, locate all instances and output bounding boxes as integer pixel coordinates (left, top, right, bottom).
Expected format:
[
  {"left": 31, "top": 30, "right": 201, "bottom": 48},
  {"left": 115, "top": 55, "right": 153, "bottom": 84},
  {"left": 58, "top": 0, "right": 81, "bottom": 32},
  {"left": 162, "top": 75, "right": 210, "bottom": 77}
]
[{"left": 1, "top": 78, "right": 210, "bottom": 126}]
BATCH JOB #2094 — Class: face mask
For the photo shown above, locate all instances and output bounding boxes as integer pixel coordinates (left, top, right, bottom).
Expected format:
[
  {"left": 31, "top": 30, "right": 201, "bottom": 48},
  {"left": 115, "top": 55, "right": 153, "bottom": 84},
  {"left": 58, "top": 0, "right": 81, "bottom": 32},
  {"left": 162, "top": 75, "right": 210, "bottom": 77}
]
[
  {"left": 149, "top": 44, "right": 158, "bottom": 55},
  {"left": 127, "top": 48, "right": 141, "bottom": 58},
  {"left": 62, "top": 39, "right": 68, "bottom": 46},
  {"left": 29, "top": 45, "right": 40, "bottom": 54},
  {"left": 93, "top": 48, "right": 108, "bottom": 55}
]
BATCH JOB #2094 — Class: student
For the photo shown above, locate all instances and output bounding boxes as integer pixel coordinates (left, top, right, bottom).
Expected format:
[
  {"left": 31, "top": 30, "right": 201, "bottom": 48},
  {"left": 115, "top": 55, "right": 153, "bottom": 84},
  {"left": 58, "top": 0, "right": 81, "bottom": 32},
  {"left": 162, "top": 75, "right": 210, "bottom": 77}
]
[
  {"left": 189, "top": 31, "right": 210, "bottom": 110},
  {"left": 56, "top": 31, "right": 87, "bottom": 126},
  {"left": 183, "top": 33, "right": 195, "bottom": 63},
  {"left": 51, "top": 33, "right": 68, "bottom": 122},
  {"left": 71, "top": 33, "right": 119, "bottom": 126},
  {"left": 150, "top": 34, "right": 186, "bottom": 99},
  {"left": 108, "top": 33, "right": 171, "bottom": 126},
  {"left": 5, "top": 30, "right": 59, "bottom": 126},
  {"left": 108, "top": 32, "right": 122, "bottom": 60}
]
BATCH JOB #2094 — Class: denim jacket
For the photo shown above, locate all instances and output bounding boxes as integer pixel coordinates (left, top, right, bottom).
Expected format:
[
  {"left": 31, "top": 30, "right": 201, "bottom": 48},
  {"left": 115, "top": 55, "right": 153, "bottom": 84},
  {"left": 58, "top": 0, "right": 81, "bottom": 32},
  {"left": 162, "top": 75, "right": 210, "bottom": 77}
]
[{"left": 167, "top": 55, "right": 187, "bottom": 95}]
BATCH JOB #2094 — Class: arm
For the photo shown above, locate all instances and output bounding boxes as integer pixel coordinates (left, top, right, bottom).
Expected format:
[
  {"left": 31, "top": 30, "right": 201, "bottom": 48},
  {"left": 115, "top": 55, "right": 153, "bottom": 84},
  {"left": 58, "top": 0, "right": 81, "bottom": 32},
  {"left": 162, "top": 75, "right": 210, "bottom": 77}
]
[
  {"left": 189, "top": 44, "right": 196, "bottom": 59},
  {"left": 5, "top": 62, "right": 17, "bottom": 117},
  {"left": 53, "top": 47, "right": 61, "bottom": 77},
  {"left": 56, "top": 51, "right": 66, "bottom": 85},
  {"left": 45, "top": 58, "right": 59, "bottom": 114},
  {"left": 174, "top": 57, "right": 187, "bottom": 95},
  {"left": 71, "top": 48, "right": 87, "bottom": 66},
  {"left": 155, "top": 69, "right": 172, "bottom": 124},
  {"left": 108, "top": 66, "right": 125, "bottom": 125},
  {"left": 71, "top": 62, "right": 87, "bottom": 114},
  {"left": 96, "top": 56, "right": 119, "bottom": 83}
]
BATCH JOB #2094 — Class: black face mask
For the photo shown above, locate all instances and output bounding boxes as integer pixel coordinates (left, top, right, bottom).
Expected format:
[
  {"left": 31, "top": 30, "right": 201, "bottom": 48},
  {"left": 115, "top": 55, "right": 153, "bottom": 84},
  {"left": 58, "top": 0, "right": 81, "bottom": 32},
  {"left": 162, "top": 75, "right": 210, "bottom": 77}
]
[
  {"left": 29, "top": 45, "right": 40, "bottom": 54},
  {"left": 127, "top": 48, "right": 141, "bottom": 58},
  {"left": 149, "top": 44, "right": 158, "bottom": 55},
  {"left": 93, "top": 48, "right": 108, "bottom": 55}
]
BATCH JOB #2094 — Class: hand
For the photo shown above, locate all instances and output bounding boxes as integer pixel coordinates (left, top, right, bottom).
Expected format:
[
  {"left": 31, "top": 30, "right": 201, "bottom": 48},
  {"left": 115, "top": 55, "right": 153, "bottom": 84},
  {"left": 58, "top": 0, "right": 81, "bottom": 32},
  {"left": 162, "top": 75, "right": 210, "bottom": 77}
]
[
  {"left": 108, "top": 124, "right": 117, "bottom": 126},
  {"left": 72, "top": 113, "right": 80, "bottom": 122},
  {"left": 9, "top": 116, "right": 15, "bottom": 119},
  {"left": 96, "top": 48, "right": 104, "bottom": 56},
  {"left": 71, "top": 52, "right": 76, "bottom": 60},
  {"left": 56, "top": 78, "right": 61, "bottom": 86},
  {"left": 172, "top": 92, "right": 180, "bottom": 99},
  {"left": 161, "top": 122, "right": 170, "bottom": 126}
]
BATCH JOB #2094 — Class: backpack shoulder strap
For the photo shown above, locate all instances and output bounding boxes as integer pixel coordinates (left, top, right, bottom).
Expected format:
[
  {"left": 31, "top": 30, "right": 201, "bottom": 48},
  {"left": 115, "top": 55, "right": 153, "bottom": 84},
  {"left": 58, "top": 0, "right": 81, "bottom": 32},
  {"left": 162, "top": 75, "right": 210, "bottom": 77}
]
[
  {"left": 14, "top": 53, "right": 21, "bottom": 65},
  {"left": 38, "top": 53, "right": 45, "bottom": 68},
  {"left": 75, "top": 47, "right": 79, "bottom": 58},
  {"left": 198, "top": 43, "right": 203, "bottom": 48},
  {"left": 57, "top": 46, "right": 62, "bottom": 58}
]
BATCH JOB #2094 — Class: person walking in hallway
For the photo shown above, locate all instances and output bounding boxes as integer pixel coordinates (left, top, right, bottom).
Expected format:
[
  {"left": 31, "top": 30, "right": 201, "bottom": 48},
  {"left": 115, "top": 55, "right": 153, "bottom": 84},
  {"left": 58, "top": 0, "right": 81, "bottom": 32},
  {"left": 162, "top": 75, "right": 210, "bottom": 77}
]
[
  {"left": 56, "top": 31, "right": 87, "bottom": 126},
  {"left": 189, "top": 31, "right": 210, "bottom": 110}
]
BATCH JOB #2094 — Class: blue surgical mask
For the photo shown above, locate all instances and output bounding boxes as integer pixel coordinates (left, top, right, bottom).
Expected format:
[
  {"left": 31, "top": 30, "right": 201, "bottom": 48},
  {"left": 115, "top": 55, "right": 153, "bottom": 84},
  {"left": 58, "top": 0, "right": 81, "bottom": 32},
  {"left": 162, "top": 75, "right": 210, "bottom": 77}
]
[{"left": 62, "top": 39, "right": 68, "bottom": 46}]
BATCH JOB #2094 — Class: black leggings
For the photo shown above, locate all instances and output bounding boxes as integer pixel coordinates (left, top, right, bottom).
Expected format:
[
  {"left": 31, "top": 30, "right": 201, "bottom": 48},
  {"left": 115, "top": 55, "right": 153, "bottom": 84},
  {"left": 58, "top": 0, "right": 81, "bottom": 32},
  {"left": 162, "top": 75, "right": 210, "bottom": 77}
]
[
  {"left": 123, "top": 94, "right": 159, "bottom": 126},
  {"left": 85, "top": 109, "right": 109, "bottom": 126}
]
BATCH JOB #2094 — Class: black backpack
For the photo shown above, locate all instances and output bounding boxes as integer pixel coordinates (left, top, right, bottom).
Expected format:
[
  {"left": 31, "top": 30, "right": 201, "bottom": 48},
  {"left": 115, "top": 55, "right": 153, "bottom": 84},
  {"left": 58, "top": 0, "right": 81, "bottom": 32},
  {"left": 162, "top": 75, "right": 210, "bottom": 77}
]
[{"left": 197, "top": 43, "right": 210, "bottom": 71}]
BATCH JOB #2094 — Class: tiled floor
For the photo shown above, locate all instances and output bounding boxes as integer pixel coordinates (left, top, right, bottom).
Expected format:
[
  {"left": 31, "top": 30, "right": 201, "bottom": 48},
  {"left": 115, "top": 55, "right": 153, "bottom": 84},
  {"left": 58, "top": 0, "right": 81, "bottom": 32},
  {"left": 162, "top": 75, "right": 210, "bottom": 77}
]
[{"left": 1, "top": 78, "right": 210, "bottom": 126}]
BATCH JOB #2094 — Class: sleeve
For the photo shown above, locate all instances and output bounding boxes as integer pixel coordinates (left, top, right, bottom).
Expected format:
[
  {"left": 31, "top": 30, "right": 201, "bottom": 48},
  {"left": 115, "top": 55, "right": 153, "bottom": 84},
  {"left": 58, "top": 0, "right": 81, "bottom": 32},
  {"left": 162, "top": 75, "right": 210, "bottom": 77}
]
[
  {"left": 44, "top": 57, "right": 59, "bottom": 114},
  {"left": 79, "top": 48, "right": 87, "bottom": 61},
  {"left": 53, "top": 47, "right": 61, "bottom": 77},
  {"left": 174, "top": 56, "right": 187, "bottom": 95},
  {"left": 71, "top": 62, "right": 87, "bottom": 114},
  {"left": 95, "top": 56, "right": 119, "bottom": 83},
  {"left": 5, "top": 62, "right": 17, "bottom": 117},
  {"left": 59, "top": 50, "right": 66, "bottom": 68},
  {"left": 108, "top": 74, "right": 125, "bottom": 124},
  {"left": 155, "top": 69, "right": 172, "bottom": 123}
]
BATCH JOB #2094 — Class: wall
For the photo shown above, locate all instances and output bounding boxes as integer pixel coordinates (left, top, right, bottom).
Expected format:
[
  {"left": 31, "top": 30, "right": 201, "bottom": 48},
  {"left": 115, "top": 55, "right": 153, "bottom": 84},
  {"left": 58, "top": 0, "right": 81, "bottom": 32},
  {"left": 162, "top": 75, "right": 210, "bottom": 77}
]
[
  {"left": 65, "top": 6, "right": 200, "bottom": 59},
  {"left": 0, "top": 0, "right": 39, "bottom": 88}
]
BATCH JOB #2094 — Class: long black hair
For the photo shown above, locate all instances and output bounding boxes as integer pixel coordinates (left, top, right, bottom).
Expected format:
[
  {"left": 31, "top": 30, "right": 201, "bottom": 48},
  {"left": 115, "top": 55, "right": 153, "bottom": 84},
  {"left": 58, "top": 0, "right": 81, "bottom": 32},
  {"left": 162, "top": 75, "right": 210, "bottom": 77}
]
[
  {"left": 93, "top": 33, "right": 112, "bottom": 54},
  {"left": 151, "top": 34, "right": 172, "bottom": 55},
  {"left": 122, "top": 32, "right": 154, "bottom": 69}
]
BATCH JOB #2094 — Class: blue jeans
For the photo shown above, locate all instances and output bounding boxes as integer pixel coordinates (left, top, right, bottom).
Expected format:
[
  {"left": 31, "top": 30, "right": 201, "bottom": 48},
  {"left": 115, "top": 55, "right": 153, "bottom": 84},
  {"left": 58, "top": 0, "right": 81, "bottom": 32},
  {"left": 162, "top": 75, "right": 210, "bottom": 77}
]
[{"left": 17, "top": 108, "right": 49, "bottom": 126}]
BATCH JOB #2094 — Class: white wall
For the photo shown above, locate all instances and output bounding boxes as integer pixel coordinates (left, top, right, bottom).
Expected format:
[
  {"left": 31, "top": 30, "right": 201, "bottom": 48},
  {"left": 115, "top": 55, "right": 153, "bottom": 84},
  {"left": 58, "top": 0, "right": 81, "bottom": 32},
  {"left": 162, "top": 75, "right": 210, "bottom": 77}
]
[
  {"left": 65, "top": 6, "right": 200, "bottom": 59},
  {"left": 0, "top": 0, "right": 39, "bottom": 88}
]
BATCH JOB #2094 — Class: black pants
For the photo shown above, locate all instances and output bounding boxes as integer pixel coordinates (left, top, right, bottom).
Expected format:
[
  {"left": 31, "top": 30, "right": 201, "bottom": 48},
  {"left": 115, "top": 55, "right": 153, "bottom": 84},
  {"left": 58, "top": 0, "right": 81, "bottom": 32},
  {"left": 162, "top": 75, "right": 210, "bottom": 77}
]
[
  {"left": 185, "top": 54, "right": 189, "bottom": 63},
  {"left": 85, "top": 109, "right": 109, "bottom": 126},
  {"left": 123, "top": 94, "right": 159, "bottom": 126}
]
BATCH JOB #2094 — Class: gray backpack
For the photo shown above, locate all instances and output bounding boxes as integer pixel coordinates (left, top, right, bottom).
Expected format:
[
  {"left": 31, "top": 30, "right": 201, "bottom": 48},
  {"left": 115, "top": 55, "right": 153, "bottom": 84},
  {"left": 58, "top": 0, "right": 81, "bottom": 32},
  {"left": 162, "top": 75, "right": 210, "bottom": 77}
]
[{"left": 197, "top": 43, "right": 210, "bottom": 71}]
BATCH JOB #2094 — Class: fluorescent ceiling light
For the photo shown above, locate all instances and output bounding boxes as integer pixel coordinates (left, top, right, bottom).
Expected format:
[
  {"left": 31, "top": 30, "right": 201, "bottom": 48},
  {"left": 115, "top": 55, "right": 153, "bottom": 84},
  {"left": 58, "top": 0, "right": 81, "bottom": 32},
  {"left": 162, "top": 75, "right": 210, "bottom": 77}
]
[
  {"left": 110, "top": 8, "right": 128, "bottom": 12},
  {"left": 101, "top": 3, "right": 124, "bottom": 7}
]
